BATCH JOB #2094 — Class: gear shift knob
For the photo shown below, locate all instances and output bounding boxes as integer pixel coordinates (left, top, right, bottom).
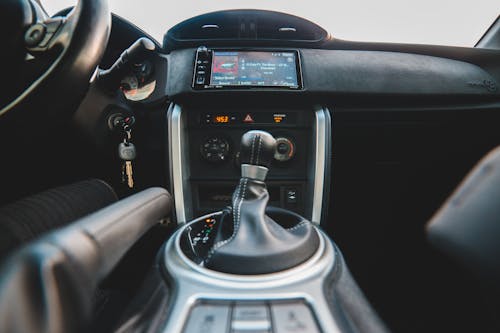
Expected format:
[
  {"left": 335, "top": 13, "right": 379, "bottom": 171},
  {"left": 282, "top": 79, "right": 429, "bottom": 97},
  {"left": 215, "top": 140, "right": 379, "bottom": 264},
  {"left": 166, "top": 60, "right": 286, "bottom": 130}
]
[{"left": 240, "top": 130, "right": 276, "bottom": 169}]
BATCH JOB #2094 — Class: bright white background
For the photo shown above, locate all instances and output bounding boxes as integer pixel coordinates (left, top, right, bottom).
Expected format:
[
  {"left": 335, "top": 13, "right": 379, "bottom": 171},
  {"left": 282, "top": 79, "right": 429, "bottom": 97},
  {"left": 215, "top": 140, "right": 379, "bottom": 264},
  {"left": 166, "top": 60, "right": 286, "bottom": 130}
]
[{"left": 43, "top": 0, "right": 499, "bottom": 47}]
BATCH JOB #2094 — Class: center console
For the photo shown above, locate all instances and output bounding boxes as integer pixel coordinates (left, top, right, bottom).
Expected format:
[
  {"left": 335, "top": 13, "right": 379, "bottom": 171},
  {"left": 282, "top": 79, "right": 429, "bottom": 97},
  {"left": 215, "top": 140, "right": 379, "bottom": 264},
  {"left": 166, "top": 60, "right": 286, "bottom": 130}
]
[
  {"left": 163, "top": 211, "right": 338, "bottom": 333},
  {"left": 168, "top": 46, "right": 330, "bottom": 225},
  {"left": 167, "top": 105, "right": 330, "bottom": 224},
  {"left": 164, "top": 130, "right": 338, "bottom": 332},
  {"left": 156, "top": 130, "right": 388, "bottom": 333}
]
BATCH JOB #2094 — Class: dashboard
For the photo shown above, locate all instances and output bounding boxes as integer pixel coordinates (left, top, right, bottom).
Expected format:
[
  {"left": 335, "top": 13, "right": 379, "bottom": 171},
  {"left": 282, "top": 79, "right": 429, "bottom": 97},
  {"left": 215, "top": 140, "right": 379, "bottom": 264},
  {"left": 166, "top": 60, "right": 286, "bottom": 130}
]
[
  {"left": 92, "top": 9, "right": 500, "bottom": 244},
  {"left": 85, "top": 9, "right": 500, "bottom": 333},
  {"left": 93, "top": 8, "right": 500, "bottom": 240}
]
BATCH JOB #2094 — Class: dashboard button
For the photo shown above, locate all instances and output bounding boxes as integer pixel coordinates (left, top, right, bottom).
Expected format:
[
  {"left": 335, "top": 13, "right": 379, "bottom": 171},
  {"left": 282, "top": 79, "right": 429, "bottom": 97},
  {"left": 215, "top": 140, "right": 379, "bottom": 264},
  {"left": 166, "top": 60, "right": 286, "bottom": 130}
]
[
  {"left": 196, "top": 75, "right": 205, "bottom": 85},
  {"left": 274, "top": 137, "right": 295, "bottom": 162},
  {"left": 25, "top": 23, "right": 46, "bottom": 47},
  {"left": 285, "top": 187, "right": 298, "bottom": 205},
  {"left": 183, "top": 304, "right": 230, "bottom": 333},
  {"left": 243, "top": 114, "right": 254, "bottom": 123},
  {"left": 277, "top": 142, "right": 290, "bottom": 154},
  {"left": 270, "top": 302, "right": 320, "bottom": 333},
  {"left": 200, "top": 137, "right": 230, "bottom": 163}
]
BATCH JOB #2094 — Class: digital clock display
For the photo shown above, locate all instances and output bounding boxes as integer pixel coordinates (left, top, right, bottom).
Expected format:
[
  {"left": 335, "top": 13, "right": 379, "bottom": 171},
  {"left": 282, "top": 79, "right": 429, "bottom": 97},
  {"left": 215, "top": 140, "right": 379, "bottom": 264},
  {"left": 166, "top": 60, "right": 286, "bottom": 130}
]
[{"left": 214, "top": 115, "right": 229, "bottom": 123}]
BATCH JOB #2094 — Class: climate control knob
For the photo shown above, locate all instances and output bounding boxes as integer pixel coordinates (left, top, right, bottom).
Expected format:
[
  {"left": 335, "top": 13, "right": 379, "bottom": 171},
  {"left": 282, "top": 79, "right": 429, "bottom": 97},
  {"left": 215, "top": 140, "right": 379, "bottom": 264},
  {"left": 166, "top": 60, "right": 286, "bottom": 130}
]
[
  {"left": 200, "top": 137, "right": 230, "bottom": 163},
  {"left": 274, "top": 137, "right": 295, "bottom": 162}
]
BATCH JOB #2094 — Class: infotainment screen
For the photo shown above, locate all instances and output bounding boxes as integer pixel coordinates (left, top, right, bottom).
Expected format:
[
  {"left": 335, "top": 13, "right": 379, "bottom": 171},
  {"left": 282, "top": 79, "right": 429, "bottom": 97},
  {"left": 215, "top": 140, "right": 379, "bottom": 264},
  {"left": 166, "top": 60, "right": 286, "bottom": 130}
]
[{"left": 209, "top": 51, "right": 300, "bottom": 88}]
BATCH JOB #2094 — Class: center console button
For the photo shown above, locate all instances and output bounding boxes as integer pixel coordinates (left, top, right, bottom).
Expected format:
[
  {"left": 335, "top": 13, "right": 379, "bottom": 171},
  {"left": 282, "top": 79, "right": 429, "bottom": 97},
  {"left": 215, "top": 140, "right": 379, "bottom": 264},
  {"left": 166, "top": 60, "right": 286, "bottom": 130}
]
[
  {"left": 233, "top": 304, "right": 269, "bottom": 321},
  {"left": 277, "top": 142, "right": 289, "bottom": 154},
  {"left": 200, "top": 137, "right": 230, "bottom": 163},
  {"left": 231, "top": 303, "right": 271, "bottom": 332},
  {"left": 183, "top": 304, "right": 230, "bottom": 333},
  {"left": 232, "top": 324, "right": 271, "bottom": 332},
  {"left": 285, "top": 187, "right": 299, "bottom": 205},
  {"left": 270, "top": 302, "right": 320, "bottom": 333},
  {"left": 274, "top": 137, "right": 295, "bottom": 162}
]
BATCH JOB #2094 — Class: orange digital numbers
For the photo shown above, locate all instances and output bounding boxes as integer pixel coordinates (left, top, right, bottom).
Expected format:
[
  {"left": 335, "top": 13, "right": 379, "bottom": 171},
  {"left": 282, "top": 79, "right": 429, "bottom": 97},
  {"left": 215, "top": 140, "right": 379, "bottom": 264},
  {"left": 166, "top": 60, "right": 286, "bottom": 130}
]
[{"left": 214, "top": 115, "right": 229, "bottom": 123}]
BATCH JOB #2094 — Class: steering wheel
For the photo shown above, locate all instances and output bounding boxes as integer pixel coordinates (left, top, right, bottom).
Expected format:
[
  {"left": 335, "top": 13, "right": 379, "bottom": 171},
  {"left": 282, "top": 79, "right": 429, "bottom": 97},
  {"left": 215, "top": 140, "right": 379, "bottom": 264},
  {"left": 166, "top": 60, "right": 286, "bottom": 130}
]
[{"left": 0, "top": 0, "right": 110, "bottom": 121}]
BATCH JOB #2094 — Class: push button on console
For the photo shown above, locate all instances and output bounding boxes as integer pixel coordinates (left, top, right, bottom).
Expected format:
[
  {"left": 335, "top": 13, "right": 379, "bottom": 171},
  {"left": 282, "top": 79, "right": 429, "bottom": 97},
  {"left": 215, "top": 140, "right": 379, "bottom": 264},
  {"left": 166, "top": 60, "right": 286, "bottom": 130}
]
[
  {"left": 183, "top": 304, "right": 230, "bottom": 333},
  {"left": 231, "top": 303, "right": 271, "bottom": 332},
  {"left": 271, "top": 302, "right": 320, "bottom": 333},
  {"left": 196, "top": 75, "right": 205, "bottom": 85},
  {"left": 285, "top": 187, "right": 299, "bottom": 205},
  {"left": 233, "top": 303, "right": 269, "bottom": 320},
  {"left": 274, "top": 137, "right": 295, "bottom": 162}
]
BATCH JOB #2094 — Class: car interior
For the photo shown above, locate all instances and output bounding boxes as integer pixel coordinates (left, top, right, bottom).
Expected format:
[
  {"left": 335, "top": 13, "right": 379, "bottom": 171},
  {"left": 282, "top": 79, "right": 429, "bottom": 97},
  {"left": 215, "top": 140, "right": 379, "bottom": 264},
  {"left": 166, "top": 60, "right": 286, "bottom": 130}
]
[{"left": 1, "top": 1, "right": 500, "bottom": 332}]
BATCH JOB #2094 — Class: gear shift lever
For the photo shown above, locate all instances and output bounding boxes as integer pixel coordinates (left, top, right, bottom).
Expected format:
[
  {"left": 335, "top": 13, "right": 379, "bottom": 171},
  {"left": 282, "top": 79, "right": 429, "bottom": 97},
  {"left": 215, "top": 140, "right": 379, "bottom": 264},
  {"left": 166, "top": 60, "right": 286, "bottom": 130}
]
[
  {"left": 200, "top": 130, "right": 319, "bottom": 274},
  {"left": 239, "top": 130, "right": 276, "bottom": 180}
]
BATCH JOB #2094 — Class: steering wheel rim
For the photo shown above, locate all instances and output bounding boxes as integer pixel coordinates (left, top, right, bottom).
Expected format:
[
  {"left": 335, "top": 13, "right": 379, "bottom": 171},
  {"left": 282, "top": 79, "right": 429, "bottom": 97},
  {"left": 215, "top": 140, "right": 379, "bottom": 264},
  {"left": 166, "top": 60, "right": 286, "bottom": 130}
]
[{"left": 0, "top": 0, "right": 111, "bottom": 120}]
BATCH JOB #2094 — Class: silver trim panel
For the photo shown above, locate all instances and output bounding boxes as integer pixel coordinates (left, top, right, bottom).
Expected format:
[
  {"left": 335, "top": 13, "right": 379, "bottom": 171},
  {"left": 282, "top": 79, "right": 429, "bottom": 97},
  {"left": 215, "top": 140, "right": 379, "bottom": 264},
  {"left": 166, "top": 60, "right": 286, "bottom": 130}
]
[
  {"left": 161, "top": 221, "right": 342, "bottom": 333},
  {"left": 311, "top": 108, "right": 328, "bottom": 224},
  {"left": 169, "top": 104, "right": 188, "bottom": 223}
]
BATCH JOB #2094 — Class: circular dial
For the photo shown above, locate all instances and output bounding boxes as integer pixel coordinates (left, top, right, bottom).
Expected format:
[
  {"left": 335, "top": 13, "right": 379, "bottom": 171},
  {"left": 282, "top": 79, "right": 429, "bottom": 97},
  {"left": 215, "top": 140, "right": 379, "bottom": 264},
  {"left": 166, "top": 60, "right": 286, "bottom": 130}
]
[
  {"left": 120, "top": 75, "right": 156, "bottom": 101},
  {"left": 120, "top": 75, "right": 138, "bottom": 92},
  {"left": 274, "top": 137, "right": 295, "bottom": 162},
  {"left": 200, "top": 137, "right": 230, "bottom": 163}
]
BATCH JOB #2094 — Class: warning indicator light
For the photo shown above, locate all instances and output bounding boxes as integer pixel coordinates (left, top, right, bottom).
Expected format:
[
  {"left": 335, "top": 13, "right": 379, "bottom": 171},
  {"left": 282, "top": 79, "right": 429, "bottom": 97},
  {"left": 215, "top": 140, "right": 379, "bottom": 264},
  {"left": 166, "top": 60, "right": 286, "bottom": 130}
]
[{"left": 243, "top": 114, "right": 254, "bottom": 123}]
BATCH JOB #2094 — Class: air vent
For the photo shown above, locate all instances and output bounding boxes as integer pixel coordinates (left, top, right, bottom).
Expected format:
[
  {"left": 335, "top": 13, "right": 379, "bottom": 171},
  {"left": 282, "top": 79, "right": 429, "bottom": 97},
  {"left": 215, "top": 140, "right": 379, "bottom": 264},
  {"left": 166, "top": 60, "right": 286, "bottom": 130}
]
[
  {"left": 169, "top": 14, "right": 241, "bottom": 40},
  {"left": 164, "top": 9, "right": 329, "bottom": 49},
  {"left": 255, "top": 15, "right": 326, "bottom": 41}
]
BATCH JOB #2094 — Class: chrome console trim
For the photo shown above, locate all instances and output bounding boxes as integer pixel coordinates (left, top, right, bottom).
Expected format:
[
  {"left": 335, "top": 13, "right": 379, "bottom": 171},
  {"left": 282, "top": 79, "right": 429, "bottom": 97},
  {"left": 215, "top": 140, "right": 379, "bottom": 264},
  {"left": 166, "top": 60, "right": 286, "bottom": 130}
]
[
  {"left": 160, "top": 218, "right": 342, "bottom": 333},
  {"left": 168, "top": 104, "right": 188, "bottom": 224},
  {"left": 311, "top": 108, "right": 329, "bottom": 224}
]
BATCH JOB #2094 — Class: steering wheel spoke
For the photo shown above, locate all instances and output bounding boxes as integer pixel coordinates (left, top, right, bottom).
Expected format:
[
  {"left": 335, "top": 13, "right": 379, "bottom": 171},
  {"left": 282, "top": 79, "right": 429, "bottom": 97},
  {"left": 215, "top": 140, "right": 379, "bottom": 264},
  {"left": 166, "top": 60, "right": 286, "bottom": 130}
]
[
  {"left": 25, "top": 16, "right": 69, "bottom": 54},
  {"left": 0, "top": 0, "right": 111, "bottom": 119}
]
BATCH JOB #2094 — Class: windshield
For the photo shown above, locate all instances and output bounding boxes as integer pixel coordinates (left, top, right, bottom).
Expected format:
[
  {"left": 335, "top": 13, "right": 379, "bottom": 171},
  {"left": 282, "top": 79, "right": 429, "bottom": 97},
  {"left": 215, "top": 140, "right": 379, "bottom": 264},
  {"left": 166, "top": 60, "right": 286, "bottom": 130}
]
[{"left": 43, "top": 0, "right": 499, "bottom": 47}]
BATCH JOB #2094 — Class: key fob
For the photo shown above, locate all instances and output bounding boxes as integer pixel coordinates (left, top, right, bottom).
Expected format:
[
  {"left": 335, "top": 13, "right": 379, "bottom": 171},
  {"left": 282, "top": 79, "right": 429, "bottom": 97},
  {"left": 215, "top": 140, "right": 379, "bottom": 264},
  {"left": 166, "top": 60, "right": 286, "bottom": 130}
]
[{"left": 118, "top": 142, "right": 137, "bottom": 161}]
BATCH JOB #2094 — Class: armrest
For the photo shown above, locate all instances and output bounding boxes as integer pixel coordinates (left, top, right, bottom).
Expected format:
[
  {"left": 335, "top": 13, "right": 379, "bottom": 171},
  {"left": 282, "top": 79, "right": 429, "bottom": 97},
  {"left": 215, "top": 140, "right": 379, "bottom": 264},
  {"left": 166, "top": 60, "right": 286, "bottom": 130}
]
[{"left": 0, "top": 187, "right": 172, "bottom": 333}]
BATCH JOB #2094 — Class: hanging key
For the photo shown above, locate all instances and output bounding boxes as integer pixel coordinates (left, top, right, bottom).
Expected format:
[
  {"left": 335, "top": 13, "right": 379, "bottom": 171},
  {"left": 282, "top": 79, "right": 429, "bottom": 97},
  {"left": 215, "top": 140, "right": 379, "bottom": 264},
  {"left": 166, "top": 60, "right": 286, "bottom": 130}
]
[
  {"left": 118, "top": 141, "right": 137, "bottom": 161},
  {"left": 118, "top": 141, "right": 136, "bottom": 188}
]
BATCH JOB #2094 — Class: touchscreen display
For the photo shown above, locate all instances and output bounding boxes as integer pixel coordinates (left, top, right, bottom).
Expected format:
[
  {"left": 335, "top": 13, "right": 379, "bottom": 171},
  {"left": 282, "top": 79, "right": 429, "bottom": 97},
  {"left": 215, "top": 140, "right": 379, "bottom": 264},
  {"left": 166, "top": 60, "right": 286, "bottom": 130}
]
[{"left": 210, "top": 51, "right": 299, "bottom": 88}]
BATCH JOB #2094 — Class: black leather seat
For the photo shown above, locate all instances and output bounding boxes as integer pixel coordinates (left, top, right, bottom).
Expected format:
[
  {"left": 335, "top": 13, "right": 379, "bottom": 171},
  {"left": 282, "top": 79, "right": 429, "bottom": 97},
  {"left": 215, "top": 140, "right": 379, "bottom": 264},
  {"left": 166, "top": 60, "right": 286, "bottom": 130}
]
[{"left": 0, "top": 179, "right": 118, "bottom": 261}]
